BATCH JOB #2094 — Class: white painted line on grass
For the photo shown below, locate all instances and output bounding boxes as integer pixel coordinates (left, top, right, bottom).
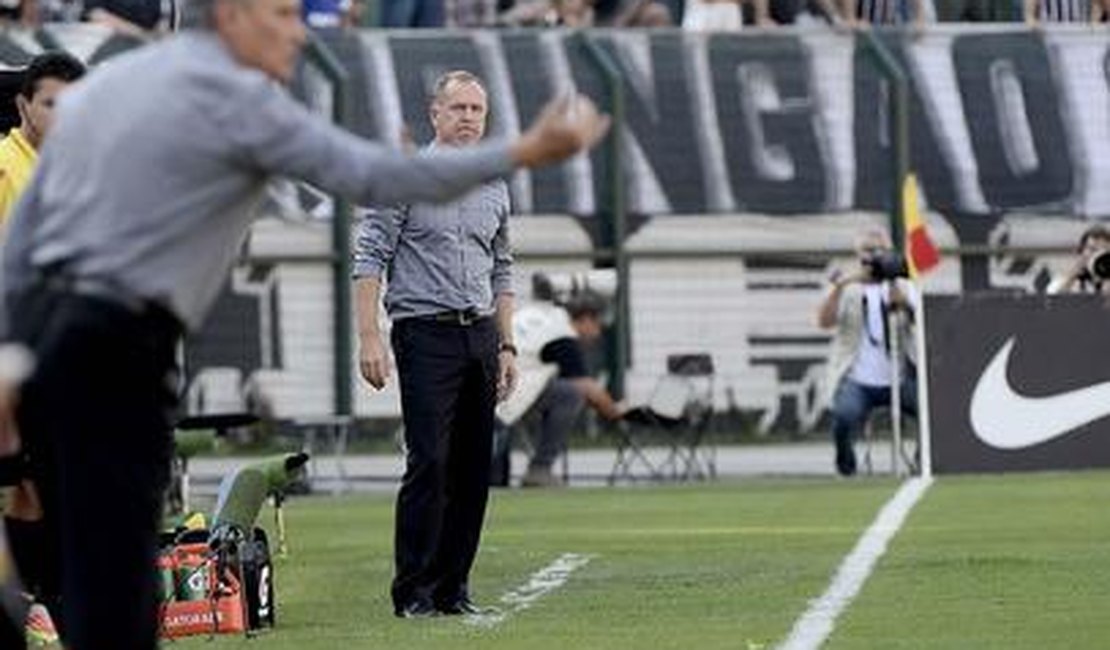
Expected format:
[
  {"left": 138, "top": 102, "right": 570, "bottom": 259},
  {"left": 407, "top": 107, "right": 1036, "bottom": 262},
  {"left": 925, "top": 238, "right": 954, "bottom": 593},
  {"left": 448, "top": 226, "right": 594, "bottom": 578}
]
[
  {"left": 465, "top": 552, "right": 593, "bottom": 628},
  {"left": 776, "top": 476, "right": 934, "bottom": 650}
]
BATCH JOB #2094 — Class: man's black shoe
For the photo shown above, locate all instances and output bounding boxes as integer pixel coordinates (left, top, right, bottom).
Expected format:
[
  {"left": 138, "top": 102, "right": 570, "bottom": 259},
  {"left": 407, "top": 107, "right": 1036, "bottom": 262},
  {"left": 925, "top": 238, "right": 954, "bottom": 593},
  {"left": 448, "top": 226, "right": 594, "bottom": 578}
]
[
  {"left": 395, "top": 599, "right": 439, "bottom": 619},
  {"left": 437, "top": 598, "right": 493, "bottom": 616}
]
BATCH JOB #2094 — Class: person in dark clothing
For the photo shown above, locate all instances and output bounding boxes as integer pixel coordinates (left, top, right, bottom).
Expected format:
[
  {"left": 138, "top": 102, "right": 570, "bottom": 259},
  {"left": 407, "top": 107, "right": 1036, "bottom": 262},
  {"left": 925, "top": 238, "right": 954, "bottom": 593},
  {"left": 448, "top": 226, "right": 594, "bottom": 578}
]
[
  {"left": 354, "top": 71, "right": 520, "bottom": 619},
  {"left": 512, "top": 294, "right": 625, "bottom": 487}
]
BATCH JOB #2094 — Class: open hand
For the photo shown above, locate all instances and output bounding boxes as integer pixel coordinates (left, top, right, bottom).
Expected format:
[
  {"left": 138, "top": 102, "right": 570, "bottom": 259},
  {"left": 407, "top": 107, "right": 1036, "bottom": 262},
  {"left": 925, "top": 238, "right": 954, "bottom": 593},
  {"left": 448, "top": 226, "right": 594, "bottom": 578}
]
[
  {"left": 497, "top": 351, "right": 517, "bottom": 402},
  {"left": 511, "top": 93, "right": 611, "bottom": 168},
  {"left": 359, "top": 336, "right": 391, "bottom": 390}
]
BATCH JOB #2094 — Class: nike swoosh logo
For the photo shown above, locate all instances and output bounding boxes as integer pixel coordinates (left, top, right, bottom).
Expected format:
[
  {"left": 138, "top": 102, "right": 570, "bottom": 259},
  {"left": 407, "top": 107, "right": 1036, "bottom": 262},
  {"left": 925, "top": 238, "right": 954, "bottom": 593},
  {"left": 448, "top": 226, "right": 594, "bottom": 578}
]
[{"left": 970, "top": 337, "right": 1110, "bottom": 450}]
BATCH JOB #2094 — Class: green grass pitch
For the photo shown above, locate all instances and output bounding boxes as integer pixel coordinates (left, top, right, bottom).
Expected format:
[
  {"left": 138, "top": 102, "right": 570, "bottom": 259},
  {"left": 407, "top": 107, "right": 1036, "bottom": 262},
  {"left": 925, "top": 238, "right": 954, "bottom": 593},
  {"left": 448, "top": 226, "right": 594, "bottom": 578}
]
[{"left": 173, "top": 471, "right": 1110, "bottom": 650}]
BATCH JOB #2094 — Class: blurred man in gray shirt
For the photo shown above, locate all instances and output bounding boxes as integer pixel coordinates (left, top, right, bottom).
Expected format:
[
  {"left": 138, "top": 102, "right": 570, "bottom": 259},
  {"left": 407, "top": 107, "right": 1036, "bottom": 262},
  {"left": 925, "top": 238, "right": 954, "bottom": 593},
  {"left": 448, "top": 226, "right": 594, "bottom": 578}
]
[
  {"left": 0, "top": 0, "right": 608, "bottom": 645},
  {"left": 355, "top": 71, "right": 516, "bottom": 618}
]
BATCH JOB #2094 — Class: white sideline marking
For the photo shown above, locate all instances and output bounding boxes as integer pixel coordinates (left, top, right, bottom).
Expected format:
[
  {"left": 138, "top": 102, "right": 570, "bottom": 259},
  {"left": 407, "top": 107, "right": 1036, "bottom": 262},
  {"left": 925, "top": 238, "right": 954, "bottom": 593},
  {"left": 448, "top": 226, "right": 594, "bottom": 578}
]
[
  {"left": 776, "top": 477, "right": 934, "bottom": 650},
  {"left": 465, "top": 553, "right": 593, "bottom": 628}
]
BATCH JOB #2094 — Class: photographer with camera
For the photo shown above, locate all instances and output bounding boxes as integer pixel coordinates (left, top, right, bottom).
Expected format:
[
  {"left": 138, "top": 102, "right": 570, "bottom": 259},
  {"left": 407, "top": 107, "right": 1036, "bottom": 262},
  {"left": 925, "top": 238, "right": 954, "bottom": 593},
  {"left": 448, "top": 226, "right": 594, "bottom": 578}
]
[
  {"left": 1048, "top": 225, "right": 1110, "bottom": 295},
  {"left": 817, "top": 230, "right": 918, "bottom": 477}
]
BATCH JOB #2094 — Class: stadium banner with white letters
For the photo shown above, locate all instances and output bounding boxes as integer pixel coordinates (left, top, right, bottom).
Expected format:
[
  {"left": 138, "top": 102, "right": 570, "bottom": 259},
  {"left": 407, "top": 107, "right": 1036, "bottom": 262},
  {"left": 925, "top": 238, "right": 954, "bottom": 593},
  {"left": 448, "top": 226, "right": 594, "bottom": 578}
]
[
  {"left": 2, "top": 24, "right": 1109, "bottom": 218},
  {"left": 925, "top": 293, "right": 1110, "bottom": 473}
]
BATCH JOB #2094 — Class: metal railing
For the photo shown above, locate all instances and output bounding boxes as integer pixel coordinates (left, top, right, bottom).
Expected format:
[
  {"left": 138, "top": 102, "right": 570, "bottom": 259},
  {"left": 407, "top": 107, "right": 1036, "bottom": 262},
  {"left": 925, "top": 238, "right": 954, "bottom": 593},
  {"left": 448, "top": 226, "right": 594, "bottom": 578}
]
[{"left": 303, "top": 34, "right": 355, "bottom": 418}]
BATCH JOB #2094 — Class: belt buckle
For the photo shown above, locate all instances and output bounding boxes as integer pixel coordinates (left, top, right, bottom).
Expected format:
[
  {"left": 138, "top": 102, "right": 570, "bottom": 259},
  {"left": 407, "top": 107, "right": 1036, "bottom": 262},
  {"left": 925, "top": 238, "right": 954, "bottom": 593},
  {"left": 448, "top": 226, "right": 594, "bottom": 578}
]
[{"left": 458, "top": 310, "right": 474, "bottom": 326}]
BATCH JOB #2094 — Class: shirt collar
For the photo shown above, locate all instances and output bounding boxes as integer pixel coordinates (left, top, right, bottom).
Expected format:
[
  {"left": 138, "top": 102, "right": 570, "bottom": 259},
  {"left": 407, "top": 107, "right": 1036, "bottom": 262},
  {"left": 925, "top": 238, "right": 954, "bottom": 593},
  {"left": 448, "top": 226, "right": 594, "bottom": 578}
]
[{"left": 8, "top": 128, "right": 35, "bottom": 160}]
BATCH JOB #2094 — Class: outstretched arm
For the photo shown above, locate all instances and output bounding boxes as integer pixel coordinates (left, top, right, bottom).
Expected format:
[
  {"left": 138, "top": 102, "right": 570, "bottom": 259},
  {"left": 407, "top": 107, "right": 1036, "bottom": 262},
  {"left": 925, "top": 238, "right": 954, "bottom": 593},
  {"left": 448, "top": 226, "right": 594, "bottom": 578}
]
[{"left": 221, "top": 83, "right": 610, "bottom": 207}]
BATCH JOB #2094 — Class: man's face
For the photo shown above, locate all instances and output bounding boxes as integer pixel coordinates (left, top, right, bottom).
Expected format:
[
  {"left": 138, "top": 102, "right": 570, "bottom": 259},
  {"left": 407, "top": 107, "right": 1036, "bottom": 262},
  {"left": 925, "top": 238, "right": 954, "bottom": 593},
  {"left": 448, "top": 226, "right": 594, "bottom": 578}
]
[
  {"left": 573, "top": 314, "right": 603, "bottom": 343},
  {"left": 217, "top": 0, "right": 307, "bottom": 83},
  {"left": 430, "top": 81, "right": 488, "bottom": 147},
  {"left": 19, "top": 77, "right": 69, "bottom": 148},
  {"left": 1081, "top": 235, "right": 1110, "bottom": 259},
  {"left": 856, "top": 233, "right": 892, "bottom": 282}
]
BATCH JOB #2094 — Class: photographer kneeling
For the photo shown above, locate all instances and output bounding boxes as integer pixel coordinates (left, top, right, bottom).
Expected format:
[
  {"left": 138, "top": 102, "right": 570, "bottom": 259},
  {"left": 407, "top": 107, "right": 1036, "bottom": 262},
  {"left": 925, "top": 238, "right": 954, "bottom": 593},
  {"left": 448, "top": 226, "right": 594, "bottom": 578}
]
[
  {"left": 1048, "top": 225, "right": 1110, "bottom": 295},
  {"left": 817, "top": 230, "right": 918, "bottom": 477}
]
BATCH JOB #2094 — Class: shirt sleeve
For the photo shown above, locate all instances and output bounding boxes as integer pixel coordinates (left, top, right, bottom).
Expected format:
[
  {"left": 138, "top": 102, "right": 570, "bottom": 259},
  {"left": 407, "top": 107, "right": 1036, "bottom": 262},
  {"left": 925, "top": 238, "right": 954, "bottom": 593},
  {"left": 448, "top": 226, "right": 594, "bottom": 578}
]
[
  {"left": 540, "top": 337, "right": 589, "bottom": 379},
  {"left": 2, "top": 166, "right": 42, "bottom": 293},
  {"left": 217, "top": 79, "right": 515, "bottom": 207},
  {"left": 352, "top": 206, "right": 405, "bottom": 280},
  {"left": 0, "top": 166, "right": 42, "bottom": 339},
  {"left": 491, "top": 182, "right": 513, "bottom": 296}
]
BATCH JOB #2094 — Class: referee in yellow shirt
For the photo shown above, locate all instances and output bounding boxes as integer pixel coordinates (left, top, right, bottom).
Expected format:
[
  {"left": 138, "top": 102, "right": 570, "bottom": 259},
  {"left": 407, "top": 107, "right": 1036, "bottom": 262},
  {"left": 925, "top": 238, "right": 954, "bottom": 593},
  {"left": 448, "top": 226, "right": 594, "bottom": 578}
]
[{"left": 0, "top": 52, "right": 85, "bottom": 221}]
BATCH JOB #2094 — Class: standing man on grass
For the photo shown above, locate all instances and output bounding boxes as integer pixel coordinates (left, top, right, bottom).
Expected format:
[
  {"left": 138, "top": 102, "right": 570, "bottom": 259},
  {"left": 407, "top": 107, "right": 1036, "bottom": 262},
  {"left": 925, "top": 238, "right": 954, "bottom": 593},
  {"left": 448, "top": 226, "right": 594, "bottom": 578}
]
[
  {"left": 355, "top": 70, "right": 518, "bottom": 618},
  {"left": 0, "top": 0, "right": 609, "bottom": 646}
]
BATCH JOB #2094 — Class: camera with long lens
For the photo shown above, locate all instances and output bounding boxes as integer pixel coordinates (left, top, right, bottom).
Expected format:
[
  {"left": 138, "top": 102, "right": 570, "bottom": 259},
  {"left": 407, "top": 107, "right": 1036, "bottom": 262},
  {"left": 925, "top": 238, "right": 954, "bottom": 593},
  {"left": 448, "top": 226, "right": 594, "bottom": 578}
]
[
  {"left": 861, "top": 250, "right": 909, "bottom": 281},
  {"left": 1086, "top": 249, "right": 1110, "bottom": 282},
  {"left": 531, "top": 270, "right": 617, "bottom": 304}
]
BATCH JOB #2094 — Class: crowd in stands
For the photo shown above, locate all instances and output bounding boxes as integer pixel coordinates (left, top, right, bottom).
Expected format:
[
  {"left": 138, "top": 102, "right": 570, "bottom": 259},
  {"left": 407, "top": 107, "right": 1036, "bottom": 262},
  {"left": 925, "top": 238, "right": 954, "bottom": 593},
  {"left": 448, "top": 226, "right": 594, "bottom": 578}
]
[
  {"left": 0, "top": 0, "right": 175, "bottom": 34},
  {"left": 0, "top": 0, "right": 1103, "bottom": 34},
  {"left": 387, "top": 0, "right": 1107, "bottom": 29}
]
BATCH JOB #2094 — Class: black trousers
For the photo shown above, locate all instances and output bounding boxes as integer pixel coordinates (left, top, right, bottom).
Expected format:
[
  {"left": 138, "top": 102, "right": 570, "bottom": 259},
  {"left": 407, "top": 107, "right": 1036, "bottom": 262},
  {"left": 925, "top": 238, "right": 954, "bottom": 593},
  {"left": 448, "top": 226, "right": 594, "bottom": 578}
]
[
  {"left": 10, "top": 287, "right": 180, "bottom": 650},
  {"left": 390, "top": 317, "right": 497, "bottom": 611}
]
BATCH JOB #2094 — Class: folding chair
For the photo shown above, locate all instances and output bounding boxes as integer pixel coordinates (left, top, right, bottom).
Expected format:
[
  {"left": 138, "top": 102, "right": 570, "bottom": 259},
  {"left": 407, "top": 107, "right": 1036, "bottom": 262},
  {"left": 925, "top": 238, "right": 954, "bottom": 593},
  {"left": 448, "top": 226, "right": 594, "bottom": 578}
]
[{"left": 610, "top": 353, "right": 717, "bottom": 483}]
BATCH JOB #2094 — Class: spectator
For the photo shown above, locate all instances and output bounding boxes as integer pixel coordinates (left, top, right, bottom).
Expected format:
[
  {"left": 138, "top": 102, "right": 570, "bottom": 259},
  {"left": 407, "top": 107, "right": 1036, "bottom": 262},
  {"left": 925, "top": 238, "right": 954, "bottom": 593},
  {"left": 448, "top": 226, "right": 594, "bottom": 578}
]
[
  {"left": 498, "top": 0, "right": 594, "bottom": 25},
  {"left": 302, "top": 0, "right": 354, "bottom": 26},
  {"left": 934, "top": 0, "right": 1009, "bottom": 21},
  {"left": 0, "top": 0, "right": 35, "bottom": 26},
  {"left": 682, "top": 0, "right": 771, "bottom": 29},
  {"left": 380, "top": 0, "right": 444, "bottom": 26},
  {"left": 766, "top": 0, "right": 852, "bottom": 25},
  {"left": 445, "top": 0, "right": 500, "bottom": 25},
  {"left": 508, "top": 294, "right": 626, "bottom": 488},
  {"left": 84, "top": 0, "right": 173, "bottom": 36},
  {"left": 1048, "top": 225, "right": 1110, "bottom": 295},
  {"left": 0, "top": 52, "right": 86, "bottom": 221},
  {"left": 1024, "top": 0, "right": 1100, "bottom": 23},
  {"left": 834, "top": 0, "right": 932, "bottom": 28},
  {"left": 817, "top": 229, "right": 918, "bottom": 477},
  {"left": 502, "top": 0, "right": 671, "bottom": 25},
  {"left": 593, "top": 0, "right": 673, "bottom": 25}
]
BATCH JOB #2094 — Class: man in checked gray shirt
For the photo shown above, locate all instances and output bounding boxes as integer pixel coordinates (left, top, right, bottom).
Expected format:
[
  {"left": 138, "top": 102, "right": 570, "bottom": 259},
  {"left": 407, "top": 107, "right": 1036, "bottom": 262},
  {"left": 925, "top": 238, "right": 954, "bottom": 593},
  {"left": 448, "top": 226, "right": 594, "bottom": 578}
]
[
  {"left": 355, "top": 71, "right": 516, "bottom": 619},
  {"left": 0, "top": 0, "right": 608, "bottom": 646}
]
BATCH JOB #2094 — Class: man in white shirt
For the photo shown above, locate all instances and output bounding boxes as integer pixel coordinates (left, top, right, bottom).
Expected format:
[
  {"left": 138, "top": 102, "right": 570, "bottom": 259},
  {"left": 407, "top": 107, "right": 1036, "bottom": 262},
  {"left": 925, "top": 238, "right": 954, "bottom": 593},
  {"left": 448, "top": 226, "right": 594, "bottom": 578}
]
[{"left": 817, "top": 229, "right": 918, "bottom": 476}]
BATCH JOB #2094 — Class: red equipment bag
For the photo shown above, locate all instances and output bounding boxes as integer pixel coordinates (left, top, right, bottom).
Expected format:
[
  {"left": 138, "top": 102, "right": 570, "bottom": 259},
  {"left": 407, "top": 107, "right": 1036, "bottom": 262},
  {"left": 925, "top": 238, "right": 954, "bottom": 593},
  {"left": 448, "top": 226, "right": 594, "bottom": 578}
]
[{"left": 157, "top": 528, "right": 275, "bottom": 639}]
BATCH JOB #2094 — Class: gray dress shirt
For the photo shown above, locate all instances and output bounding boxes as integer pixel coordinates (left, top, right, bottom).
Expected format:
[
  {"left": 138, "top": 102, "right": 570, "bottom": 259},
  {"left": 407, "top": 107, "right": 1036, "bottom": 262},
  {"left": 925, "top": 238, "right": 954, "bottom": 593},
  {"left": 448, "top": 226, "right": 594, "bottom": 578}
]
[
  {"left": 1, "top": 31, "right": 515, "bottom": 330},
  {"left": 353, "top": 175, "right": 513, "bottom": 319}
]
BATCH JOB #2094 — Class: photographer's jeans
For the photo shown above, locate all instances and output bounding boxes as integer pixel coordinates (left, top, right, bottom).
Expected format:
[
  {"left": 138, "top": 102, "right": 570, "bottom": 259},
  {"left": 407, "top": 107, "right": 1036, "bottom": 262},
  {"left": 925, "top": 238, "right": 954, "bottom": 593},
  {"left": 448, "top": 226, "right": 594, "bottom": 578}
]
[{"left": 830, "top": 375, "right": 917, "bottom": 476}]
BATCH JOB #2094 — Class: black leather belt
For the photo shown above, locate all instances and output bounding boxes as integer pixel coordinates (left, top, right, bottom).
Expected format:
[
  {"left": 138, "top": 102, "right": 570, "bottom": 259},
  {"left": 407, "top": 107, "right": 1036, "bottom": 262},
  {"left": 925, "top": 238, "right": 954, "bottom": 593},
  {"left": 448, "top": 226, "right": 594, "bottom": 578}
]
[
  {"left": 37, "top": 272, "right": 182, "bottom": 333},
  {"left": 421, "top": 309, "right": 488, "bottom": 326}
]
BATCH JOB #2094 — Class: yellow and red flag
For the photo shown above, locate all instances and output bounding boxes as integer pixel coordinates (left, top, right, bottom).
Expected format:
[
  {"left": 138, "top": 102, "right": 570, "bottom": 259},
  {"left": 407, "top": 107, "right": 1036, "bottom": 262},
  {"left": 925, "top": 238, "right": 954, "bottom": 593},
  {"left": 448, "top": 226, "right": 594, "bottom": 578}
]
[{"left": 903, "top": 173, "right": 940, "bottom": 277}]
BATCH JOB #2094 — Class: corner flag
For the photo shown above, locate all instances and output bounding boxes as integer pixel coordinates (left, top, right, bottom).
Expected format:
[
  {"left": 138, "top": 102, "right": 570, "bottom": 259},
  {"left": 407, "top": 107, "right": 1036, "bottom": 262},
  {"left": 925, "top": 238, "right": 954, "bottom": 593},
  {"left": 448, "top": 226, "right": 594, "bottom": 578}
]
[{"left": 903, "top": 173, "right": 940, "bottom": 277}]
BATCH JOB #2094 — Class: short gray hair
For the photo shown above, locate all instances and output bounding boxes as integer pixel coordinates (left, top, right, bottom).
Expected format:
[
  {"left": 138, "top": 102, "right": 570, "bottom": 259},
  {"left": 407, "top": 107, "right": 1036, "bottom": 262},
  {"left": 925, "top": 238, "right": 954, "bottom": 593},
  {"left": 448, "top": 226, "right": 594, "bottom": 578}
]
[{"left": 431, "top": 70, "right": 486, "bottom": 105}]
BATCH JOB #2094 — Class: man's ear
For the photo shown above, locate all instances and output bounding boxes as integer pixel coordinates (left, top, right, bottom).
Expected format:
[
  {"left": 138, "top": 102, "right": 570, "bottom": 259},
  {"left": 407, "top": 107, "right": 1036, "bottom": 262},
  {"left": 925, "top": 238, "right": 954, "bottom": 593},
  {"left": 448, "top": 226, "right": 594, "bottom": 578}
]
[{"left": 14, "top": 95, "right": 28, "bottom": 124}]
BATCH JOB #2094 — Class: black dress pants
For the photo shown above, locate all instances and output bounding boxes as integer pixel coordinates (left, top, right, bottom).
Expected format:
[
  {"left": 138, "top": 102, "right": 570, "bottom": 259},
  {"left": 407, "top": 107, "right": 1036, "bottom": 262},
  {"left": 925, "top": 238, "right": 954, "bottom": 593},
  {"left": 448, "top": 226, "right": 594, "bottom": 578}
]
[
  {"left": 10, "top": 287, "right": 180, "bottom": 650},
  {"left": 390, "top": 316, "right": 497, "bottom": 611}
]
